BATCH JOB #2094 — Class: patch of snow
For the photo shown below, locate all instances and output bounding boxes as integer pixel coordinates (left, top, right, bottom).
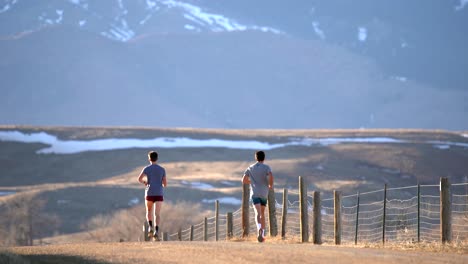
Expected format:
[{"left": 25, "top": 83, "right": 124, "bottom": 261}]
[
  {"left": 393, "top": 76, "right": 407, "bottom": 82},
  {"left": 221, "top": 181, "right": 236, "bottom": 186},
  {"left": 68, "top": 0, "right": 82, "bottom": 5},
  {"left": 401, "top": 40, "right": 408, "bottom": 48},
  {"left": 117, "top": 0, "right": 124, "bottom": 10},
  {"left": 190, "top": 182, "right": 214, "bottom": 189},
  {"left": 57, "top": 199, "right": 70, "bottom": 205},
  {"left": 0, "top": 4, "right": 10, "bottom": 14},
  {"left": 455, "top": 0, "right": 468, "bottom": 11},
  {"left": 67, "top": 0, "right": 88, "bottom": 9},
  {"left": 252, "top": 26, "right": 281, "bottom": 34},
  {"left": 183, "top": 14, "right": 204, "bottom": 26},
  {"left": 298, "top": 137, "right": 406, "bottom": 146},
  {"left": 309, "top": 7, "right": 316, "bottom": 15},
  {"left": 462, "top": 134, "right": 468, "bottom": 138},
  {"left": 434, "top": 145, "right": 450, "bottom": 150},
  {"left": 358, "top": 27, "right": 367, "bottom": 42},
  {"left": 139, "top": 14, "right": 153, "bottom": 25},
  {"left": 180, "top": 180, "right": 213, "bottom": 189},
  {"left": 38, "top": 10, "right": 64, "bottom": 25},
  {"left": 312, "top": 21, "right": 325, "bottom": 40},
  {"left": 0, "top": 131, "right": 285, "bottom": 154},
  {"left": 184, "top": 24, "right": 199, "bottom": 32},
  {"left": 429, "top": 140, "right": 468, "bottom": 149},
  {"left": 146, "top": 0, "right": 157, "bottom": 10},
  {"left": 382, "top": 168, "right": 400, "bottom": 175},
  {"left": 128, "top": 197, "right": 140, "bottom": 206},
  {"left": 56, "top": 10, "right": 64, "bottom": 23},
  {"left": 202, "top": 197, "right": 242, "bottom": 205},
  {"left": 0, "top": 0, "right": 18, "bottom": 14},
  {"left": 103, "top": 20, "right": 135, "bottom": 41},
  {"left": 161, "top": 0, "right": 281, "bottom": 34},
  {"left": 2, "top": 131, "right": 468, "bottom": 155}
]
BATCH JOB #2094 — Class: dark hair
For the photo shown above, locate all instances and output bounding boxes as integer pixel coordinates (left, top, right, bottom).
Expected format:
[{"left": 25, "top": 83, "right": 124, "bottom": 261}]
[
  {"left": 255, "top": 151, "right": 265, "bottom": 161},
  {"left": 148, "top": 151, "right": 158, "bottom": 162}
]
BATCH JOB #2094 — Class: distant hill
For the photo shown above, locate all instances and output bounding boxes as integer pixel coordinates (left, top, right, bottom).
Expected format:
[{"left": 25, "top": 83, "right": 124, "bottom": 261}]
[{"left": 0, "top": 126, "right": 467, "bottom": 242}]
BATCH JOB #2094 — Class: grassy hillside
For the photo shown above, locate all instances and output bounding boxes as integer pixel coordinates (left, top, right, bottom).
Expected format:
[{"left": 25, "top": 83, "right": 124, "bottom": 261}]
[{"left": 0, "top": 126, "right": 467, "bottom": 245}]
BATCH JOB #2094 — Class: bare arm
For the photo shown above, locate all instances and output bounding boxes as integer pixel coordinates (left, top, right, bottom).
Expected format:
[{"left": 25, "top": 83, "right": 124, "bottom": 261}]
[
  {"left": 268, "top": 172, "right": 274, "bottom": 189},
  {"left": 162, "top": 176, "right": 167, "bottom": 187},
  {"left": 242, "top": 174, "right": 251, "bottom": 184},
  {"left": 137, "top": 172, "right": 147, "bottom": 185}
]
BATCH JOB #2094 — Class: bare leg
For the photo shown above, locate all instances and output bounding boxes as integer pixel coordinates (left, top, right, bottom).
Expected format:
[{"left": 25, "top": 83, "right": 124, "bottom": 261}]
[
  {"left": 155, "top": 201, "right": 163, "bottom": 227},
  {"left": 260, "top": 205, "right": 266, "bottom": 230},
  {"left": 254, "top": 203, "right": 265, "bottom": 242},
  {"left": 253, "top": 203, "right": 262, "bottom": 230},
  {"left": 145, "top": 200, "right": 154, "bottom": 225}
]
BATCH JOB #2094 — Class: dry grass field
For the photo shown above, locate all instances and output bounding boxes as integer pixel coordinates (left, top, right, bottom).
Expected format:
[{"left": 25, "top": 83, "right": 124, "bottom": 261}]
[{"left": 0, "top": 126, "right": 467, "bottom": 252}]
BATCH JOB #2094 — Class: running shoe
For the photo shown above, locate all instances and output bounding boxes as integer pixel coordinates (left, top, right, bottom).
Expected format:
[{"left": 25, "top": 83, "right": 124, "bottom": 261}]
[
  {"left": 153, "top": 231, "right": 160, "bottom": 241},
  {"left": 257, "top": 229, "right": 264, "bottom": 243}
]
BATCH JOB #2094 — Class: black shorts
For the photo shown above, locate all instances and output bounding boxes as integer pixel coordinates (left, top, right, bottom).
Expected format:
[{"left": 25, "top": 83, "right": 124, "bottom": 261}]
[
  {"left": 146, "top": 196, "right": 164, "bottom": 202},
  {"left": 252, "top": 197, "right": 268, "bottom": 206}
]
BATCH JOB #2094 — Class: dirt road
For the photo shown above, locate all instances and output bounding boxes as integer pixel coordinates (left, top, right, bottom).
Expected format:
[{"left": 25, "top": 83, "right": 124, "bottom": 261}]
[{"left": 4, "top": 241, "right": 467, "bottom": 264}]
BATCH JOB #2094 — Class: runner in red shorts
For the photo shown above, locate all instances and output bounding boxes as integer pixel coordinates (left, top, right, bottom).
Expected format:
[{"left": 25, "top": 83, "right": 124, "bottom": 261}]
[{"left": 138, "top": 151, "right": 167, "bottom": 240}]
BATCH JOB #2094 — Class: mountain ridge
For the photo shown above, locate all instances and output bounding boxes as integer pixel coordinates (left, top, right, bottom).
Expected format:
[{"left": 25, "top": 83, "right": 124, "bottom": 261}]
[{"left": 0, "top": 1, "right": 467, "bottom": 129}]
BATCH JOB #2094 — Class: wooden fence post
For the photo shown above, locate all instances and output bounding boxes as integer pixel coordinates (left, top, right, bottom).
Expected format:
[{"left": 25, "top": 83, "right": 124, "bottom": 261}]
[
  {"left": 281, "top": 188, "right": 288, "bottom": 239},
  {"left": 190, "top": 225, "right": 194, "bottom": 241},
  {"left": 268, "top": 188, "right": 278, "bottom": 237},
  {"left": 334, "top": 190, "right": 342, "bottom": 245},
  {"left": 299, "top": 176, "right": 309, "bottom": 242},
  {"left": 204, "top": 217, "right": 208, "bottom": 241},
  {"left": 143, "top": 221, "right": 150, "bottom": 242},
  {"left": 382, "top": 184, "right": 387, "bottom": 245},
  {"left": 227, "top": 212, "right": 233, "bottom": 239},
  {"left": 242, "top": 183, "right": 250, "bottom": 237},
  {"left": 313, "top": 191, "right": 322, "bottom": 244},
  {"left": 440, "top": 177, "right": 452, "bottom": 243},
  {"left": 354, "top": 192, "right": 360, "bottom": 245},
  {"left": 417, "top": 184, "right": 421, "bottom": 243},
  {"left": 163, "top": 232, "right": 168, "bottom": 241},
  {"left": 178, "top": 228, "right": 182, "bottom": 241},
  {"left": 215, "top": 200, "right": 219, "bottom": 241}
]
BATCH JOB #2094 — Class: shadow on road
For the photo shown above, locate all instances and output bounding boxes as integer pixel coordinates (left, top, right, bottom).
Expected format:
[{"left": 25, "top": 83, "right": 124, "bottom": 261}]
[{"left": 0, "top": 251, "right": 111, "bottom": 264}]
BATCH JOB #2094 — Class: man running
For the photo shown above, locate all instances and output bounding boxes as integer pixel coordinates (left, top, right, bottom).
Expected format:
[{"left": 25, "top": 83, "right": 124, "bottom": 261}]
[
  {"left": 138, "top": 151, "right": 167, "bottom": 241},
  {"left": 242, "top": 150, "right": 274, "bottom": 242}
]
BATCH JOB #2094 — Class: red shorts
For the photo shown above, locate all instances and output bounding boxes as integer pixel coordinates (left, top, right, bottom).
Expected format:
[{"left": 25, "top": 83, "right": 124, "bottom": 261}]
[{"left": 146, "top": 195, "right": 164, "bottom": 202}]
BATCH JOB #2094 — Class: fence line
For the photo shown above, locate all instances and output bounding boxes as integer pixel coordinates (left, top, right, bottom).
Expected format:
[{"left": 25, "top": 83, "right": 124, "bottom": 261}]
[{"left": 143, "top": 177, "right": 468, "bottom": 245}]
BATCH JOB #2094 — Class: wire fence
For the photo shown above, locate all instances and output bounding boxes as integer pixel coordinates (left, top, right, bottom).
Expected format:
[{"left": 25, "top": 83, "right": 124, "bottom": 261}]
[{"left": 144, "top": 178, "right": 468, "bottom": 245}]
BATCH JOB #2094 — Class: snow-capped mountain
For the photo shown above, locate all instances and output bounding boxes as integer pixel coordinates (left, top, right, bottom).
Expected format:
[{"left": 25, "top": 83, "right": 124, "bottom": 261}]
[
  {"left": 0, "top": 0, "right": 282, "bottom": 42},
  {"left": 1, "top": 0, "right": 466, "bottom": 89},
  {"left": 0, "top": 0, "right": 467, "bottom": 129}
]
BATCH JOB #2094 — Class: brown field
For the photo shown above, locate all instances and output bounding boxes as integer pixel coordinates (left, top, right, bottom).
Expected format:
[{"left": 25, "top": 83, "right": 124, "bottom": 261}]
[{"left": 0, "top": 126, "right": 467, "bottom": 246}]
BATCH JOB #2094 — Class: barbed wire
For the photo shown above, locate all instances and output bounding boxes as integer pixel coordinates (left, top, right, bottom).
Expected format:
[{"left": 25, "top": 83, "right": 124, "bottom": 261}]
[{"left": 147, "top": 180, "right": 467, "bottom": 244}]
